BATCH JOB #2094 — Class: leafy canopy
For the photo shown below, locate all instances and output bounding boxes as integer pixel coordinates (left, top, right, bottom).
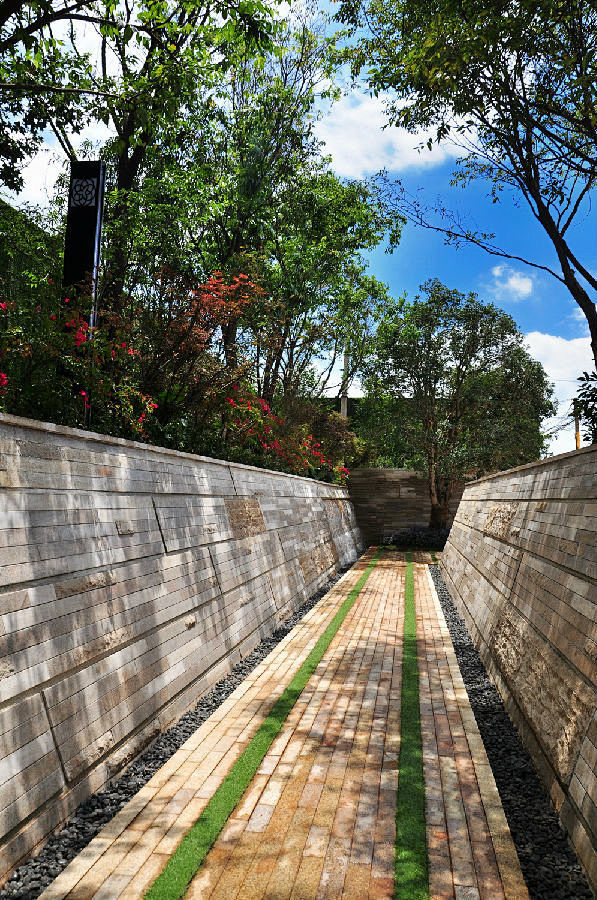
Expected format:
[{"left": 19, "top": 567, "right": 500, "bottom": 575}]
[{"left": 357, "top": 279, "right": 555, "bottom": 525}]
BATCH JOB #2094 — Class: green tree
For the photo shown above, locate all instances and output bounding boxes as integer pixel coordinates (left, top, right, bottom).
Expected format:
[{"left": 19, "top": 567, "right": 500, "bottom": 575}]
[
  {"left": 362, "top": 279, "right": 555, "bottom": 527},
  {"left": 576, "top": 371, "right": 597, "bottom": 444},
  {"left": 335, "top": 0, "right": 597, "bottom": 367},
  {"left": 0, "top": 198, "right": 61, "bottom": 301},
  {"left": 0, "top": 0, "right": 275, "bottom": 207},
  {"left": 0, "top": 11, "right": 395, "bottom": 483},
  {"left": 101, "top": 18, "right": 400, "bottom": 406},
  {"left": 249, "top": 171, "right": 395, "bottom": 404}
]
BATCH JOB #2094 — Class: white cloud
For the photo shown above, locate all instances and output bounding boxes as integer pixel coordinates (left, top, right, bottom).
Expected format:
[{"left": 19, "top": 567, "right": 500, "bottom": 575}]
[
  {"left": 525, "top": 330, "right": 594, "bottom": 455},
  {"left": 3, "top": 121, "right": 116, "bottom": 210},
  {"left": 489, "top": 264, "right": 534, "bottom": 301},
  {"left": 569, "top": 303, "right": 591, "bottom": 336},
  {"left": 4, "top": 145, "right": 64, "bottom": 208},
  {"left": 315, "top": 92, "right": 463, "bottom": 179}
]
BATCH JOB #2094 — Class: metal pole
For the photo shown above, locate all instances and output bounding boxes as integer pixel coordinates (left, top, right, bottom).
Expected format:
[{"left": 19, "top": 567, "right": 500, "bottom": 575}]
[
  {"left": 63, "top": 160, "right": 106, "bottom": 429},
  {"left": 340, "top": 342, "right": 349, "bottom": 418}
]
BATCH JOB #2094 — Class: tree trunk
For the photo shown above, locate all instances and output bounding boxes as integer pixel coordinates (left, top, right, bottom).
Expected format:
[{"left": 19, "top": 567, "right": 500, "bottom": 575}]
[
  {"left": 103, "top": 122, "right": 149, "bottom": 310},
  {"left": 428, "top": 472, "right": 453, "bottom": 529},
  {"left": 429, "top": 501, "right": 451, "bottom": 529},
  {"left": 222, "top": 319, "right": 239, "bottom": 370}
]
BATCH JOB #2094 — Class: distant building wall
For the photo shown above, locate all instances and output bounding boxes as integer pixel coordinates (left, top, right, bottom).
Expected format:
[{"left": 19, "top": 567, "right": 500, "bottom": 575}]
[
  {"left": 348, "top": 468, "right": 463, "bottom": 544},
  {"left": 0, "top": 414, "right": 363, "bottom": 885},
  {"left": 440, "top": 447, "right": 597, "bottom": 893}
]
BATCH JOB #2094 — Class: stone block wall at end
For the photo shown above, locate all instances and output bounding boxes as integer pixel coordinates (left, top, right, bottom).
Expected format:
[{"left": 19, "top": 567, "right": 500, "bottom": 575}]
[
  {"left": 349, "top": 468, "right": 463, "bottom": 544},
  {"left": 0, "top": 414, "right": 363, "bottom": 885},
  {"left": 440, "top": 446, "right": 597, "bottom": 893}
]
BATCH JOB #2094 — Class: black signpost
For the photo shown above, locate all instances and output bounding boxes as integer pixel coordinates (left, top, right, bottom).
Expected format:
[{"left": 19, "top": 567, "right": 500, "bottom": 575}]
[
  {"left": 63, "top": 159, "right": 106, "bottom": 297},
  {"left": 63, "top": 160, "right": 106, "bottom": 426}
]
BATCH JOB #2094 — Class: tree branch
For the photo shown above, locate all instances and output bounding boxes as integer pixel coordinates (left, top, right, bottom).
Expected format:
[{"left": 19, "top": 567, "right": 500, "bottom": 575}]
[{"left": 0, "top": 81, "right": 120, "bottom": 97}]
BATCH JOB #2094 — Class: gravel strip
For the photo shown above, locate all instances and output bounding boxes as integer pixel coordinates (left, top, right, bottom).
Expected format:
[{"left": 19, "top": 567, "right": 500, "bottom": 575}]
[
  {"left": 429, "top": 564, "right": 594, "bottom": 900},
  {"left": 0, "top": 566, "right": 352, "bottom": 900}
]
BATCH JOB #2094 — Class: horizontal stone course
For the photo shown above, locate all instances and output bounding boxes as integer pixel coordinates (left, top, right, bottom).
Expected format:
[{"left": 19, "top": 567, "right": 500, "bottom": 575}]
[
  {"left": 0, "top": 413, "right": 363, "bottom": 887},
  {"left": 348, "top": 468, "right": 463, "bottom": 543},
  {"left": 440, "top": 445, "right": 597, "bottom": 895}
]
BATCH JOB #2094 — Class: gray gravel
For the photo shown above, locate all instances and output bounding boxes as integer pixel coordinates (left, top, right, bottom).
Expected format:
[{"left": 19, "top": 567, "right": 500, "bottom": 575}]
[
  {"left": 430, "top": 564, "right": 594, "bottom": 900},
  {"left": 3, "top": 560, "right": 593, "bottom": 900},
  {"left": 0, "top": 567, "right": 351, "bottom": 900}
]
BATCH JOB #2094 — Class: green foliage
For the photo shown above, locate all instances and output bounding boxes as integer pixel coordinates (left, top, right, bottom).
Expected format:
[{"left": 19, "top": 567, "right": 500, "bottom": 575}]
[
  {"left": 0, "top": 200, "right": 61, "bottom": 301},
  {"left": 1, "top": 0, "right": 277, "bottom": 191},
  {"left": 576, "top": 371, "right": 597, "bottom": 444},
  {"left": 356, "top": 279, "right": 555, "bottom": 524},
  {"left": 0, "top": 272, "right": 163, "bottom": 437},
  {"left": 0, "top": 15, "right": 397, "bottom": 485}
]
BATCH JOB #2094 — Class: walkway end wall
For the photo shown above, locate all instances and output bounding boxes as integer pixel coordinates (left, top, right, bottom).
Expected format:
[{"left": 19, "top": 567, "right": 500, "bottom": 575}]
[
  {"left": 440, "top": 447, "right": 597, "bottom": 892},
  {"left": 349, "top": 468, "right": 463, "bottom": 544},
  {"left": 0, "top": 414, "right": 363, "bottom": 884}
]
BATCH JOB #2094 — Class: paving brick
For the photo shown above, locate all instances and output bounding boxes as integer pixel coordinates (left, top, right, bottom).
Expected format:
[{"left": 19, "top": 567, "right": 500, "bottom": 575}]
[{"left": 34, "top": 552, "right": 530, "bottom": 900}]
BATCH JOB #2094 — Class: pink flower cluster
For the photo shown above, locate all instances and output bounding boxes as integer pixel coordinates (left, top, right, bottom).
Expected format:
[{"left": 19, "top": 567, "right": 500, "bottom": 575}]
[{"left": 225, "top": 390, "right": 349, "bottom": 483}]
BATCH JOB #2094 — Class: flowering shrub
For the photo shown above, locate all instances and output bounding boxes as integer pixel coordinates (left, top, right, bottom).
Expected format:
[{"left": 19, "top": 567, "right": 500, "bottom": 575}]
[
  {"left": 223, "top": 388, "right": 350, "bottom": 483},
  {"left": 0, "top": 283, "right": 157, "bottom": 437},
  {"left": 0, "top": 271, "right": 351, "bottom": 484}
]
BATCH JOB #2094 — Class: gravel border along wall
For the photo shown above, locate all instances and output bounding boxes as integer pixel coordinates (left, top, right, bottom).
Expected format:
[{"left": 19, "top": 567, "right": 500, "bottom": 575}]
[
  {"left": 0, "top": 568, "right": 351, "bottom": 900},
  {"left": 429, "top": 565, "right": 594, "bottom": 900},
  {"left": 3, "top": 559, "right": 593, "bottom": 900}
]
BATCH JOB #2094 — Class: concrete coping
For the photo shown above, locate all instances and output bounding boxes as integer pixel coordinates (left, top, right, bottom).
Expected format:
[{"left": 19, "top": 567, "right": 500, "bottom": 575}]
[
  {"left": 0, "top": 412, "right": 349, "bottom": 495},
  {"left": 461, "top": 443, "right": 596, "bottom": 486}
]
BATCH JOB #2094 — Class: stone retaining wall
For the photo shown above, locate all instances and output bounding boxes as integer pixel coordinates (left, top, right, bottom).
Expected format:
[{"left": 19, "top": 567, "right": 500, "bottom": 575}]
[
  {"left": 440, "top": 446, "right": 597, "bottom": 893},
  {"left": 0, "top": 414, "right": 363, "bottom": 885},
  {"left": 349, "top": 468, "right": 463, "bottom": 544}
]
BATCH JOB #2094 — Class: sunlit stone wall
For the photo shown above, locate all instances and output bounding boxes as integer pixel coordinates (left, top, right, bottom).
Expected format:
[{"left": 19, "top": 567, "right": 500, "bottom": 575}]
[
  {"left": 441, "top": 447, "right": 597, "bottom": 893},
  {"left": 0, "top": 413, "right": 363, "bottom": 885}
]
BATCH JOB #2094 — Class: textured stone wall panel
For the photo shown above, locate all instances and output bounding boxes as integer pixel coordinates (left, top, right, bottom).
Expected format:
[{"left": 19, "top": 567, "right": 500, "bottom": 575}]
[
  {"left": 349, "top": 468, "right": 464, "bottom": 544},
  {"left": 0, "top": 413, "right": 362, "bottom": 886},
  {"left": 440, "top": 445, "right": 597, "bottom": 894}
]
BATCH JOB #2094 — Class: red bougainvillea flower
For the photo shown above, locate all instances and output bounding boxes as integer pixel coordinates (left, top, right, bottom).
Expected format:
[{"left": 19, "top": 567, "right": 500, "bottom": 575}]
[
  {"left": 74, "top": 322, "right": 89, "bottom": 347},
  {"left": 0, "top": 302, "right": 7, "bottom": 310},
  {"left": 0, "top": 372, "right": 8, "bottom": 388}
]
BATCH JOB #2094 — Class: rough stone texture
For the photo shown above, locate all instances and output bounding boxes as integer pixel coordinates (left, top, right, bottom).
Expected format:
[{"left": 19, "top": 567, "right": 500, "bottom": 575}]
[
  {"left": 440, "top": 445, "right": 597, "bottom": 895},
  {"left": 348, "top": 468, "right": 463, "bottom": 545},
  {"left": 0, "top": 413, "right": 363, "bottom": 887}
]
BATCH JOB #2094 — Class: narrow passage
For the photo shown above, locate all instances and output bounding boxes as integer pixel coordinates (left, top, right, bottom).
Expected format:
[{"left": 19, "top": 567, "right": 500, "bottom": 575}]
[{"left": 37, "top": 551, "right": 528, "bottom": 900}]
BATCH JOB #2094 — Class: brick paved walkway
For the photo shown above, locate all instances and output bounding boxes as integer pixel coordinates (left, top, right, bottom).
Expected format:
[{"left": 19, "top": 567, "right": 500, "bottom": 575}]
[{"left": 38, "top": 551, "right": 529, "bottom": 900}]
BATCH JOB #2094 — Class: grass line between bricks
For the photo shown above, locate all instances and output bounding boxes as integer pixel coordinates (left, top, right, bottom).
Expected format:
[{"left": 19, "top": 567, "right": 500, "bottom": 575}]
[
  {"left": 144, "top": 550, "right": 382, "bottom": 900},
  {"left": 394, "top": 551, "right": 429, "bottom": 900}
]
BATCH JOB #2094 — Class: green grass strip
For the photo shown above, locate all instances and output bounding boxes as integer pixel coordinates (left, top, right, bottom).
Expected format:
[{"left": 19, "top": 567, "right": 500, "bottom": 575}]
[
  {"left": 144, "top": 550, "right": 382, "bottom": 900},
  {"left": 394, "top": 551, "right": 429, "bottom": 900},
  {"left": 430, "top": 551, "right": 438, "bottom": 564}
]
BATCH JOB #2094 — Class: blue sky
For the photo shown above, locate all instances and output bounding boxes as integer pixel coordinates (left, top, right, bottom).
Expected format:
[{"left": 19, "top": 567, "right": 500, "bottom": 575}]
[{"left": 313, "top": 88, "right": 595, "bottom": 454}]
